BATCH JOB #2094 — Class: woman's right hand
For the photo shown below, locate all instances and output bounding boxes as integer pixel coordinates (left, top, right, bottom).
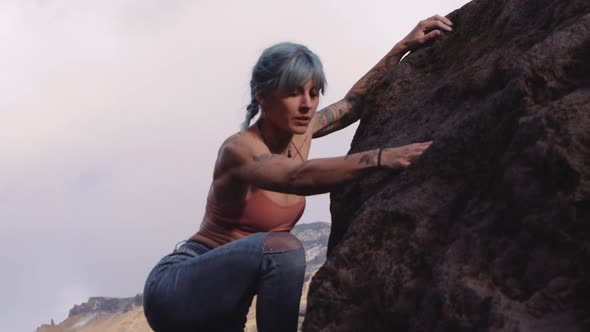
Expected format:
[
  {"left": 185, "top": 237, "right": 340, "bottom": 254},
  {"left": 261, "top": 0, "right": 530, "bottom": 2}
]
[
  {"left": 397, "top": 15, "right": 454, "bottom": 53},
  {"left": 380, "top": 142, "right": 432, "bottom": 171}
]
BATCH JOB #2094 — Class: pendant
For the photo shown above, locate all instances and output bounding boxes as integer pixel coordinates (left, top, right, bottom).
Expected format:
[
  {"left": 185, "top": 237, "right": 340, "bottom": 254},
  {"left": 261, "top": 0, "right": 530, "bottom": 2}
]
[{"left": 288, "top": 148, "right": 292, "bottom": 158}]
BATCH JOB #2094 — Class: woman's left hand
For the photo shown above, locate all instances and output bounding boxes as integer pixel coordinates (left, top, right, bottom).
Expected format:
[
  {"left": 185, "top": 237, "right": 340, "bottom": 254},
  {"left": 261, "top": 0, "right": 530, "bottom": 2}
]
[{"left": 398, "top": 15, "right": 454, "bottom": 52}]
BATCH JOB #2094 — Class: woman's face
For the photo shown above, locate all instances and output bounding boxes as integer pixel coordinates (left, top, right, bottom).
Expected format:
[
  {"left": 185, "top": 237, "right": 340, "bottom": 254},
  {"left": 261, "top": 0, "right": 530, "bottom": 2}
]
[{"left": 260, "top": 79, "right": 320, "bottom": 135}]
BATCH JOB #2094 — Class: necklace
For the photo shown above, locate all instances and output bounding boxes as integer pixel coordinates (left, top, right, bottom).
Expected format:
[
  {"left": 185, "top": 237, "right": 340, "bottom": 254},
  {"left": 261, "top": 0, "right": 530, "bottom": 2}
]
[{"left": 257, "top": 121, "right": 294, "bottom": 158}]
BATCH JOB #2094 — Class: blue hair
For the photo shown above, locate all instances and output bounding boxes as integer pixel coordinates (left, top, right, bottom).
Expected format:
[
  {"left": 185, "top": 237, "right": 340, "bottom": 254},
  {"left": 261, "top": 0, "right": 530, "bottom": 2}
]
[{"left": 242, "top": 42, "right": 327, "bottom": 131}]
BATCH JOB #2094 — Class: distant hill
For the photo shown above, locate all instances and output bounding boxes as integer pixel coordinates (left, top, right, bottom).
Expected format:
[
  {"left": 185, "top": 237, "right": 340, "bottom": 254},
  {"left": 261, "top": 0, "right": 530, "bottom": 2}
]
[{"left": 36, "top": 222, "right": 330, "bottom": 332}]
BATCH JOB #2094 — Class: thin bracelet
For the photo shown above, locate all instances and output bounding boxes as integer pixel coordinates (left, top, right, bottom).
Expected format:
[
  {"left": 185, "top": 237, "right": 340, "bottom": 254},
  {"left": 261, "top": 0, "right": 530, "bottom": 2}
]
[{"left": 377, "top": 148, "right": 383, "bottom": 167}]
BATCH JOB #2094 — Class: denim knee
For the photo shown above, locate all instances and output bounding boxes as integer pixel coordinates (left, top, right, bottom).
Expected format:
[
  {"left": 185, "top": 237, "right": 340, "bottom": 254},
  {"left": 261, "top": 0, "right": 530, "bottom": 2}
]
[
  {"left": 263, "top": 232, "right": 303, "bottom": 252},
  {"left": 262, "top": 232, "right": 306, "bottom": 275}
]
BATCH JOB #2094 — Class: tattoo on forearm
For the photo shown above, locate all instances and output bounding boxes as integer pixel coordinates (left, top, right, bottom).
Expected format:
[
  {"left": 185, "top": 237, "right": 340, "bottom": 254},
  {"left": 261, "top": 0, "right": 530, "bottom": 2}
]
[
  {"left": 313, "top": 99, "right": 361, "bottom": 138},
  {"left": 312, "top": 52, "right": 399, "bottom": 138},
  {"left": 325, "top": 107, "right": 337, "bottom": 126},
  {"left": 345, "top": 92, "right": 365, "bottom": 120},
  {"left": 356, "top": 53, "right": 400, "bottom": 92},
  {"left": 358, "top": 67, "right": 387, "bottom": 91},
  {"left": 358, "top": 153, "right": 372, "bottom": 166}
]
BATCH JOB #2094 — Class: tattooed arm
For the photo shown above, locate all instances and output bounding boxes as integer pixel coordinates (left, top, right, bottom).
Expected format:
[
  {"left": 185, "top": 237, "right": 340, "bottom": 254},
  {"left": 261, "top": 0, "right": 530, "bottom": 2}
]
[
  {"left": 312, "top": 15, "right": 454, "bottom": 139},
  {"left": 311, "top": 46, "right": 404, "bottom": 139},
  {"left": 220, "top": 135, "right": 430, "bottom": 196}
]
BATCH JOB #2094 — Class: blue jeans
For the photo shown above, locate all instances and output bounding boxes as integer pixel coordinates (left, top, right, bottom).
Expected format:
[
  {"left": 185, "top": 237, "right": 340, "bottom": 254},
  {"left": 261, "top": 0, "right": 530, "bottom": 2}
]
[{"left": 143, "top": 232, "right": 306, "bottom": 332}]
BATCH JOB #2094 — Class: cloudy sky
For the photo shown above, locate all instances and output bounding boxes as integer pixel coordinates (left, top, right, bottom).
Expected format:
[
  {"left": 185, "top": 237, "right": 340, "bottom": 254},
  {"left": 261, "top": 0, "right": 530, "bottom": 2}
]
[{"left": 0, "top": 1, "right": 469, "bottom": 331}]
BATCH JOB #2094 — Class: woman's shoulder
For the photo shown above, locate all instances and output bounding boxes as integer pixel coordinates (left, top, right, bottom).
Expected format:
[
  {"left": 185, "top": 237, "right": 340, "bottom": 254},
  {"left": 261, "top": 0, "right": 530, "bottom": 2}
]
[
  {"left": 217, "top": 129, "right": 265, "bottom": 167},
  {"left": 221, "top": 128, "right": 261, "bottom": 151}
]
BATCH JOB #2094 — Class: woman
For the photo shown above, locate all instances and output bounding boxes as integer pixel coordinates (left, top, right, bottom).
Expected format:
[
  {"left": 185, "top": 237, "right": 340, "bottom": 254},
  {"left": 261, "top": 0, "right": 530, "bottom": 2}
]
[{"left": 143, "top": 15, "right": 453, "bottom": 332}]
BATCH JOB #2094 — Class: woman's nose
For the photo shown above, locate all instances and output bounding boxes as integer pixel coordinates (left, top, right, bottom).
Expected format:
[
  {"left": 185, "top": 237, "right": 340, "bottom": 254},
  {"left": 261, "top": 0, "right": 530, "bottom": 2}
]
[{"left": 300, "top": 94, "right": 312, "bottom": 108}]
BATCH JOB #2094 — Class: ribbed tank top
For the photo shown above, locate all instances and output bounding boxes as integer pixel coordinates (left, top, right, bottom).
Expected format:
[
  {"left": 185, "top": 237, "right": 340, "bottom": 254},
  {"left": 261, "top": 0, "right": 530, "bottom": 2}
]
[
  {"left": 193, "top": 191, "right": 306, "bottom": 248},
  {"left": 194, "top": 136, "right": 307, "bottom": 248}
]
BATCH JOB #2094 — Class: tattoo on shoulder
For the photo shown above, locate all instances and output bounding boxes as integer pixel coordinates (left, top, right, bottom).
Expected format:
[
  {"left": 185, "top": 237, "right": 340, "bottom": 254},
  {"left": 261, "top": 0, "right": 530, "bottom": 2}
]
[{"left": 253, "top": 153, "right": 273, "bottom": 162}]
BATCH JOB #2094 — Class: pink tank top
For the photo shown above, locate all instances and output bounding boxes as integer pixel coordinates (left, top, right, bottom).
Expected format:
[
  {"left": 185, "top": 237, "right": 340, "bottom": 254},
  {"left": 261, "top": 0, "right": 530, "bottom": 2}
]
[
  {"left": 209, "top": 191, "right": 306, "bottom": 231},
  {"left": 194, "top": 138, "right": 306, "bottom": 247},
  {"left": 193, "top": 191, "right": 306, "bottom": 247}
]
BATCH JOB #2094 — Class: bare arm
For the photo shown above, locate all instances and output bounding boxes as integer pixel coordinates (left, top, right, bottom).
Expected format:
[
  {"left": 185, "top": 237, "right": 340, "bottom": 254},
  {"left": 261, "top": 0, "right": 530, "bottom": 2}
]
[
  {"left": 312, "top": 15, "right": 454, "bottom": 138},
  {"left": 311, "top": 92, "right": 367, "bottom": 139},
  {"left": 312, "top": 45, "right": 404, "bottom": 139},
  {"left": 222, "top": 136, "right": 431, "bottom": 196}
]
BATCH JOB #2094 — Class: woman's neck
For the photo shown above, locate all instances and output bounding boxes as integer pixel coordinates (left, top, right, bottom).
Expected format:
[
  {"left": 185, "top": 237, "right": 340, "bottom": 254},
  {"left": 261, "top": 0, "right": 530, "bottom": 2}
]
[{"left": 256, "top": 118, "right": 293, "bottom": 155}]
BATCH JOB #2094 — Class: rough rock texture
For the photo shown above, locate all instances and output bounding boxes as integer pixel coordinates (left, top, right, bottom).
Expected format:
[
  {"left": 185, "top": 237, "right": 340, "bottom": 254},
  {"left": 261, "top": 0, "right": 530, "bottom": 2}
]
[{"left": 304, "top": 0, "right": 590, "bottom": 331}]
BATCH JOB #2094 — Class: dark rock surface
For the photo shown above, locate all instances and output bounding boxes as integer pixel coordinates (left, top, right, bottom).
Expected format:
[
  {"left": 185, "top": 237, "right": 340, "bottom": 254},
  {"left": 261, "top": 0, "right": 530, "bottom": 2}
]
[{"left": 304, "top": 0, "right": 590, "bottom": 331}]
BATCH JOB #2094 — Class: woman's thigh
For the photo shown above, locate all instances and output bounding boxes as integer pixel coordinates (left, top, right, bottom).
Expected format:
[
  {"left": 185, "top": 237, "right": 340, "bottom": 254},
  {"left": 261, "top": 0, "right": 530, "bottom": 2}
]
[{"left": 143, "top": 232, "right": 268, "bottom": 330}]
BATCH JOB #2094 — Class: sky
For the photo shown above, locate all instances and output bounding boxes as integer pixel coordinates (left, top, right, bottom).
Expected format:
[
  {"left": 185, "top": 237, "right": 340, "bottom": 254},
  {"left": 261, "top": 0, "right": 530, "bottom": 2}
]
[{"left": 0, "top": 1, "right": 470, "bottom": 331}]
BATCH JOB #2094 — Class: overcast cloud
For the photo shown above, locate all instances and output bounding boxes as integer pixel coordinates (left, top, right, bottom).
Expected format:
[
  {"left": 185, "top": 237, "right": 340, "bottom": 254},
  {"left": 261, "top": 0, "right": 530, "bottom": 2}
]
[{"left": 0, "top": 1, "right": 469, "bottom": 331}]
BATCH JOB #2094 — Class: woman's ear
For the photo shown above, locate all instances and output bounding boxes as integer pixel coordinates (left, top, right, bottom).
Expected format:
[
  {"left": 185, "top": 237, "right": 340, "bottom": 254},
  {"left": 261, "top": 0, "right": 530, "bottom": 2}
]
[{"left": 255, "top": 91, "right": 264, "bottom": 105}]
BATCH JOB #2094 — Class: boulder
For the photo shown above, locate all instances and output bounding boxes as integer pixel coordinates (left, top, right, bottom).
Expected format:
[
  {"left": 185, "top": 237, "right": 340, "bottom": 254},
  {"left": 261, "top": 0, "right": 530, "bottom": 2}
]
[{"left": 304, "top": 0, "right": 590, "bottom": 331}]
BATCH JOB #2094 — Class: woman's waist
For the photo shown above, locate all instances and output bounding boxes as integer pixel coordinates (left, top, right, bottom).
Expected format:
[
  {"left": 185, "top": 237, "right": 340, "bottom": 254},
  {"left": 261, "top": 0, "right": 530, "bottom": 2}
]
[
  {"left": 190, "top": 219, "right": 252, "bottom": 248},
  {"left": 192, "top": 217, "right": 293, "bottom": 248},
  {"left": 206, "top": 192, "right": 305, "bottom": 231}
]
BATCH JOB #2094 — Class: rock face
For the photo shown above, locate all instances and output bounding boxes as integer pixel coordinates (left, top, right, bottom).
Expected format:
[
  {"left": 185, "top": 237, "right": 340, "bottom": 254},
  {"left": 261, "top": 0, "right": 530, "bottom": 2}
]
[{"left": 304, "top": 0, "right": 590, "bottom": 331}]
